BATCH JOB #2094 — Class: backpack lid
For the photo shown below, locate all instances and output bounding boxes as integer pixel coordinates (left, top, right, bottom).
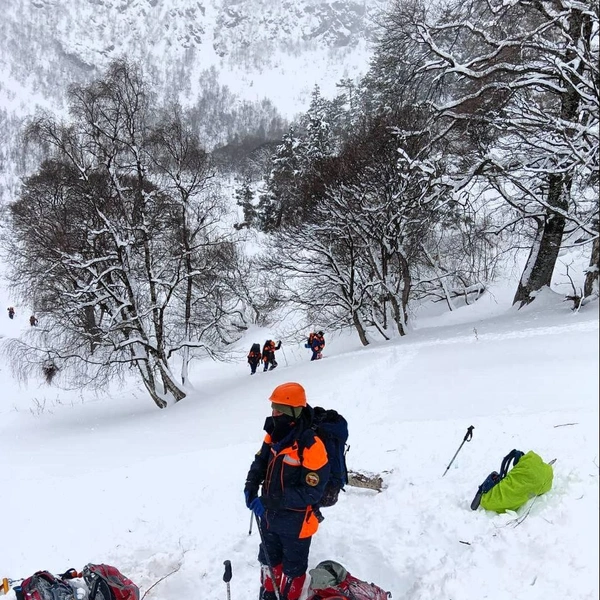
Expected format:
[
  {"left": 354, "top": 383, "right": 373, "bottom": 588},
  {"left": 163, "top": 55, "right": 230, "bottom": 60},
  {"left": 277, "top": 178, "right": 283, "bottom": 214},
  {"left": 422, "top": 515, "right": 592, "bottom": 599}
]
[{"left": 309, "top": 560, "right": 348, "bottom": 590}]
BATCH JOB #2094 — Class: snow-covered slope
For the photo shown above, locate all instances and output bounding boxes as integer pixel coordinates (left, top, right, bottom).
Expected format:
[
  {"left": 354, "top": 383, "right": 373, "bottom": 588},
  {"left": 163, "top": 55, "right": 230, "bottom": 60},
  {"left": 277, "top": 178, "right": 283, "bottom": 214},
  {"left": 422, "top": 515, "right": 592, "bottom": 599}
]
[
  {"left": 0, "top": 0, "right": 385, "bottom": 116},
  {"left": 0, "top": 281, "right": 597, "bottom": 600},
  {"left": 0, "top": 0, "right": 384, "bottom": 204}
]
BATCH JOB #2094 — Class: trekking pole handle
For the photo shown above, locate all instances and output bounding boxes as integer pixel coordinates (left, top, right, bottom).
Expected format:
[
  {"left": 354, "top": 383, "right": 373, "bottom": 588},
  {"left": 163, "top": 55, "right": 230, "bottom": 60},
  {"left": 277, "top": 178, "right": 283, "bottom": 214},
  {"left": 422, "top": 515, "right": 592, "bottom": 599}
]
[
  {"left": 223, "top": 560, "right": 232, "bottom": 583},
  {"left": 463, "top": 425, "right": 474, "bottom": 442},
  {"left": 442, "top": 425, "right": 475, "bottom": 477}
]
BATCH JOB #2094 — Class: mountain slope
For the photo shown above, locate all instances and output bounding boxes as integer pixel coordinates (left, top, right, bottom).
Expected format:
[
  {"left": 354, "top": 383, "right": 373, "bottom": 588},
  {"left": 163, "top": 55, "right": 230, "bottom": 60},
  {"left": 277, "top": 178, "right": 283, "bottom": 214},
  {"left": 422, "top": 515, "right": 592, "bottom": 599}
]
[
  {"left": 0, "top": 283, "right": 597, "bottom": 599},
  {"left": 0, "top": 0, "right": 385, "bottom": 115}
]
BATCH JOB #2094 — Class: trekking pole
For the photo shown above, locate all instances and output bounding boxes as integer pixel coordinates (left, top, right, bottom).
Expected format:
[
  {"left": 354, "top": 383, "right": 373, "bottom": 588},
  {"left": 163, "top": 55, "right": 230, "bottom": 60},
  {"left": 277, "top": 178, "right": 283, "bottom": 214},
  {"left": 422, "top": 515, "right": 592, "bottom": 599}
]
[
  {"left": 279, "top": 344, "right": 288, "bottom": 366},
  {"left": 255, "top": 515, "right": 282, "bottom": 600},
  {"left": 248, "top": 511, "right": 254, "bottom": 535},
  {"left": 442, "top": 425, "right": 474, "bottom": 477},
  {"left": 223, "top": 560, "right": 232, "bottom": 600}
]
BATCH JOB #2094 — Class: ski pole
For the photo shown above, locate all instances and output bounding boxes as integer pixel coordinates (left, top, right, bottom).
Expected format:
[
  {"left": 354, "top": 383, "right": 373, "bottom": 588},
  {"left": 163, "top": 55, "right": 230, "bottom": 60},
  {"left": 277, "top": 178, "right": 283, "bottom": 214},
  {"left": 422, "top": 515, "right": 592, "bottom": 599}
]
[
  {"left": 223, "top": 560, "right": 232, "bottom": 600},
  {"left": 248, "top": 511, "right": 254, "bottom": 535},
  {"left": 255, "top": 515, "right": 282, "bottom": 600},
  {"left": 279, "top": 343, "right": 288, "bottom": 366},
  {"left": 442, "top": 425, "right": 474, "bottom": 477}
]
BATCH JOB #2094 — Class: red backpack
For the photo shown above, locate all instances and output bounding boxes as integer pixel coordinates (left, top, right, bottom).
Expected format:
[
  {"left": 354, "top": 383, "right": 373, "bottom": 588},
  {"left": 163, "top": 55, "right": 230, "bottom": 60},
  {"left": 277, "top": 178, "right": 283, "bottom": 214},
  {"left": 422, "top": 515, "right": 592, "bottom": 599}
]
[
  {"left": 82, "top": 564, "right": 139, "bottom": 600},
  {"left": 18, "top": 571, "right": 75, "bottom": 600},
  {"left": 307, "top": 560, "right": 391, "bottom": 600}
]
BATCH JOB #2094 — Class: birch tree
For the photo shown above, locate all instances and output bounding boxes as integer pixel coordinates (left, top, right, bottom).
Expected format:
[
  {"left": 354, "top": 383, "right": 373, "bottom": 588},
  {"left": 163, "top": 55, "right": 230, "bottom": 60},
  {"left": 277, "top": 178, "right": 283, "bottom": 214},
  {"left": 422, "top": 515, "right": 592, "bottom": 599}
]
[{"left": 3, "top": 60, "right": 241, "bottom": 408}]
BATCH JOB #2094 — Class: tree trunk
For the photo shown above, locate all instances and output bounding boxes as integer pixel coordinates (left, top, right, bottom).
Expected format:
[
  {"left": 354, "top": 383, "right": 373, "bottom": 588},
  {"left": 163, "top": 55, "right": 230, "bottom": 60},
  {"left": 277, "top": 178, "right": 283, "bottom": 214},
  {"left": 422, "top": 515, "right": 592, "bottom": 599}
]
[
  {"left": 136, "top": 353, "right": 187, "bottom": 408},
  {"left": 584, "top": 235, "right": 599, "bottom": 299},
  {"left": 352, "top": 310, "right": 370, "bottom": 346},
  {"left": 181, "top": 202, "right": 193, "bottom": 386},
  {"left": 513, "top": 190, "right": 567, "bottom": 308},
  {"left": 136, "top": 360, "right": 168, "bottom": 409},
  {"left": 514, "top": 6, "right": 585, "bottom": 308},
  {"left": 370, "top": 302, "right": 391, "bottom": 341},
  {"left": 159, "top": 363, "right": 187, "bottom": 403},
  {"left": 388, "top": 294, "right": 407, "bottom": 337}
]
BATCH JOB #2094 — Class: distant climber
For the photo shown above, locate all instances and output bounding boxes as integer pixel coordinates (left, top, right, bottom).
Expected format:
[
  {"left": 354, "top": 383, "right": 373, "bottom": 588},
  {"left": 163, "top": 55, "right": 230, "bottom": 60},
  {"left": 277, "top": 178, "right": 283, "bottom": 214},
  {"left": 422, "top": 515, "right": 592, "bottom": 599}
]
[
  {"left": 310, "top": 331, "right": 325, "bottom": 361},
  {"left": 248, "top": 343, "right": 262, "bottom": 375},
  {"left": 262, "top": 339, "right": 282, "bottom": 372}
]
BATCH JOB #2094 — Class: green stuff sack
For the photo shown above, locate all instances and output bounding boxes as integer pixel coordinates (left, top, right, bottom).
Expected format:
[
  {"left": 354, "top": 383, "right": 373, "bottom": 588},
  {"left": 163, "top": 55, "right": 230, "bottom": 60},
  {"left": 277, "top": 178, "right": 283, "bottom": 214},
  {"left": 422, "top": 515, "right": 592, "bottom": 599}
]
[{"left": 480, "top": 451, "right": 554, "bottom": 513}]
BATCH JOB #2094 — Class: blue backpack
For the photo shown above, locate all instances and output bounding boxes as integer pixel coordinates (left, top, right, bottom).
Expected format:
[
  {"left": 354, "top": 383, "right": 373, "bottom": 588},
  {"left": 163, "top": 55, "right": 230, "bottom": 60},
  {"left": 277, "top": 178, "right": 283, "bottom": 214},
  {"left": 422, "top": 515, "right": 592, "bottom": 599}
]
[
  {"left": 303, "top": 407, "right": 349, "bottom": 507},
  {"left": 470, "top": 449, "right": 524, "bottom": 510}
]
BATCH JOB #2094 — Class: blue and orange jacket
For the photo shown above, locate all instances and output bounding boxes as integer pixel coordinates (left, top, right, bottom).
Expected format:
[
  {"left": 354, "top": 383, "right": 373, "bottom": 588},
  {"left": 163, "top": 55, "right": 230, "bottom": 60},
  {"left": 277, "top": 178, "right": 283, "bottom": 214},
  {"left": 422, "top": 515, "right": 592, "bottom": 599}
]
[
  {"left": 311, "top": 334, "right": 325, "bottom": 353},
  {"left": 246, "top": 406, "right": 330, "bottom": 538}
]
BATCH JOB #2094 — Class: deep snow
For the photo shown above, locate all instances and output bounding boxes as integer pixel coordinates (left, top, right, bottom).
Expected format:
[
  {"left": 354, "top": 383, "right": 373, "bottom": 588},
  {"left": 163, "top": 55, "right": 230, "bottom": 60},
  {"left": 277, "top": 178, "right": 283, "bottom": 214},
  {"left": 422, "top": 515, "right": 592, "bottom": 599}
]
[{"left": 0, "top": 280, "right": 598, "bottom": 600}]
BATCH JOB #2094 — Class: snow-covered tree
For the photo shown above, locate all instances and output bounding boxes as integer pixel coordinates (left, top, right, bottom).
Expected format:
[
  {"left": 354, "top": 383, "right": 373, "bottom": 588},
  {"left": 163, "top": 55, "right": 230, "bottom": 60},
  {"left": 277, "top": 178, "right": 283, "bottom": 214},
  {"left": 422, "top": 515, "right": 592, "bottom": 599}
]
[
  {"left": 3, "top": 60, "right": 242, "bottom": 408},
  {"left": 256, "top": 127, "right": 304, "bottom": 231},
  {"left": 389, "top": 0, "right": 599, "bottom": 306},
  {"left": 267, "top": 220, "right": 372, "bottom": 345},
  {"left": 233, "top": 177, "right": 257, "bottom": 229},
  {"left": 266, "top": 113, "right": 461, "bottom": 343}
]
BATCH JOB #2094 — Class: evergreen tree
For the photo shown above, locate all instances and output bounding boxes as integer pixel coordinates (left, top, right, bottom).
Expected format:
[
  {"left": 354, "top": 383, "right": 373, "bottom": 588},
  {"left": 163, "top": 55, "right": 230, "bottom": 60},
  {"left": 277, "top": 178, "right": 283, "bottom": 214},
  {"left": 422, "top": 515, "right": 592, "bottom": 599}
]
[
  {"left": 256, "top": 127, "right": 304, "bottom": 231},
  {"left": 234, "top": 177, "right": 257, "bottom": 229}
]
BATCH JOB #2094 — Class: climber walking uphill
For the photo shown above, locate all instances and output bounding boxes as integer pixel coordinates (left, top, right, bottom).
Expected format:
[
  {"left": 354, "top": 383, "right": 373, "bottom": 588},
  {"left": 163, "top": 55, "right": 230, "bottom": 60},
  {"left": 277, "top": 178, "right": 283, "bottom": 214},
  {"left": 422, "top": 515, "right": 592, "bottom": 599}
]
[
  {"left": 262, "top": 339, "right": 282, "bottom": 371},
  {"left": 244, "top": 382, "right": 330, "bottom": 600},
  {"left": 307, "top": 331, "right": 325, "bottom": 361},
  {"left": 248, "top": 343, "right": 262, "bottom": 375}
]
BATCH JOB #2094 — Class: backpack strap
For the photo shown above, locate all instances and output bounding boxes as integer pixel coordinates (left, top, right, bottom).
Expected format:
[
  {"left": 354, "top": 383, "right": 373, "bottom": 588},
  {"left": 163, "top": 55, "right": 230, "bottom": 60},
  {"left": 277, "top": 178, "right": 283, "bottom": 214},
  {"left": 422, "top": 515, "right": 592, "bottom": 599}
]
[
  {"left": 499, "top": 449, "right": 524, "bottom": 479},
  {"left": 85, "top": 567, "right": 114, "bottom": 600},
  {"left": 88, "top": 576, "right": 103, "bottom": 600},
  {"left": 471, "top": 450, "right": 524, "bottom": 510}
]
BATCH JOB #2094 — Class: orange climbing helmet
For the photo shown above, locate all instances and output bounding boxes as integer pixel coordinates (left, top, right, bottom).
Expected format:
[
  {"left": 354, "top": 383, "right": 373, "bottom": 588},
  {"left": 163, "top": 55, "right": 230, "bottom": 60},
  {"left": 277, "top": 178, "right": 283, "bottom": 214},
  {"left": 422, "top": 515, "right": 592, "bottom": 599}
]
[{"left": 269, "top": 382, "right": 307, "bottom": 408}]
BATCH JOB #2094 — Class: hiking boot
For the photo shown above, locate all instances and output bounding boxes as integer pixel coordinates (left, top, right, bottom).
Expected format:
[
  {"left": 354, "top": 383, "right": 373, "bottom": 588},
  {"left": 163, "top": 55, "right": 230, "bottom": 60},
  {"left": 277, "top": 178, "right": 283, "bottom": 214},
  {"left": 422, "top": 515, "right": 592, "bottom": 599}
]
[
  {"left": 280, "top": 573, "right": 306, "bottom": 600},
  {"left": 260, "top": 592, "right": 277, "bottom": 600}
]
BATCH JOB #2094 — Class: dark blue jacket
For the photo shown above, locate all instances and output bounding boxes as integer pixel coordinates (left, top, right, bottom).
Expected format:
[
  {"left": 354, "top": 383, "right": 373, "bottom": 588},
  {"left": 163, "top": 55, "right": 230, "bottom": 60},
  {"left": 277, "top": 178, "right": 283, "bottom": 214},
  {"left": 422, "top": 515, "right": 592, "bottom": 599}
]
[{"left": 246, "top": 405, "right": 330, "bottom": 538}]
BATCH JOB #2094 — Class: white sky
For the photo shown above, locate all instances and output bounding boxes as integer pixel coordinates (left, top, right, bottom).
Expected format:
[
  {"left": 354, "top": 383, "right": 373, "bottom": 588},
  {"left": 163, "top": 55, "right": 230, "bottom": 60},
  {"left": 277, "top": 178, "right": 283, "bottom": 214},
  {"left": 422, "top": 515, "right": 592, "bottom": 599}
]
[{"left": 0, "top": 253, "right": 598, "bottom": 600}]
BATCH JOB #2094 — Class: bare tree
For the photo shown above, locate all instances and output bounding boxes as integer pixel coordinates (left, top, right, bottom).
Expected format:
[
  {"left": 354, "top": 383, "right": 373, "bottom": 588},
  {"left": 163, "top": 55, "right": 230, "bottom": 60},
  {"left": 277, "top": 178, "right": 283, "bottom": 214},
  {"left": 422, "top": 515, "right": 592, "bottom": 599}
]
[
  {"left": 395, "top": 0, "right": 599, "bottom": 306},
  {"left": 264, "top": 111, "right": 462, "bottom": 344},
  {"left": 3, "top": 60, "right": 242, "bottom": 408}
]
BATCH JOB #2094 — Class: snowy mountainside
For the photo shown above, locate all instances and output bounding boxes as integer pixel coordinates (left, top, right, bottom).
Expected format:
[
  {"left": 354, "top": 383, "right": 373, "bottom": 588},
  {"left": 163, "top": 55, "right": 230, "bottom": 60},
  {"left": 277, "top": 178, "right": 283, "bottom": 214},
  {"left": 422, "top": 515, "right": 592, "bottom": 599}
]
[
  {"left": 0, "top": 0, "right": 386, "bottom": 115},
  {"left": 0, "top": 0, "right": 385, "bottom": 203},
  {"left": 0, "top": 281, "right": 597, "bottom": 600}
]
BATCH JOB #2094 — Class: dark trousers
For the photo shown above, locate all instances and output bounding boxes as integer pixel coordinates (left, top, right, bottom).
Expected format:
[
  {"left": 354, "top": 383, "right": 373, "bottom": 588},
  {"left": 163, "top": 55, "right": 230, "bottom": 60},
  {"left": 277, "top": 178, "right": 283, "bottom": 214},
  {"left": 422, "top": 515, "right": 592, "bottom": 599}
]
[
  {"left": 263, "top": 354, "right": 277, "bottom": 371},
  {"left": 249, "top": 360, "right": 260, "bottom": 374},
  {"left": 258, "top": 527, "right": 312, "bottom": 578}
]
